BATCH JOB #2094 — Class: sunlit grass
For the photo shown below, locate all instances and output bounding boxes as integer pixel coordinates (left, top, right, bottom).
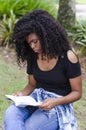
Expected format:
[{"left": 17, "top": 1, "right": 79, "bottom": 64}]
[
  {"left": 0, "top": 55, "right": 27, "bottom": 125},
  {"left": 74, "top": 82, "right": 86, "bottom": 130}
]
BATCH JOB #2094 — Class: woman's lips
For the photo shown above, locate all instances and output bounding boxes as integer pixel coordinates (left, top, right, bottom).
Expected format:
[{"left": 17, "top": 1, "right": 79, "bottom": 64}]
[
  {"left": 33, "top": 49, "right": 38, "bottom": 52},
  {"left": 33, "top": 49, "right": 41, "bottom": 53}
]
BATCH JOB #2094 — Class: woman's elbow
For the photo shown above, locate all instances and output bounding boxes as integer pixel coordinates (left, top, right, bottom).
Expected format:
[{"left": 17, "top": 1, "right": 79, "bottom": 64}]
[{"left": 77, "top": 91, "right": 82, "bottom": 100}]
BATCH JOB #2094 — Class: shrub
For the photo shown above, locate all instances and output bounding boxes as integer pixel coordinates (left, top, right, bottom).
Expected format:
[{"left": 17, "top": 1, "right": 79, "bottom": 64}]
[
  {"left": 0, "top": 0, "right": 57, "bottom": 47},
  {"left": 67, "top": 20, "right": 86, "bottom": 55}
]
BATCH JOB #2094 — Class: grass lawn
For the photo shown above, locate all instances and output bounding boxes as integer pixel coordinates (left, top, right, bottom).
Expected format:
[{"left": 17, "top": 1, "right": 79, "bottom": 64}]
[
  {"left": 0, "top": 48, "right": 86, "bottom": 130},
  {"left": 0, "top": 52, "right": 27, "bottom": 125},
  {"left": 74, "top": 81, "right": 86, "bottom": 129}
]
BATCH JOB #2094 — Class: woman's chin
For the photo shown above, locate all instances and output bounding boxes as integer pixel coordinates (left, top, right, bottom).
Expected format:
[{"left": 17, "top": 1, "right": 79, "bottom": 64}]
[{"left": 34, "top": 50, "right": 42, "bottom": 54}]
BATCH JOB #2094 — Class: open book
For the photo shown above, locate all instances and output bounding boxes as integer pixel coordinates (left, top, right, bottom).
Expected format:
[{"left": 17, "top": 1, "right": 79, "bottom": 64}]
[{"left": 5, "top": 95, "right": 41, "bottom": 107}]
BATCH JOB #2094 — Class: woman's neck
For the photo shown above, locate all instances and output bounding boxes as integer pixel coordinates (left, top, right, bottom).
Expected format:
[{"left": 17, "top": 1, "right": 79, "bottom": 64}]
[
  {"left": 38, "top": 53, "right": 57, "bottom": 62},
  {"left": 38, "top": 53, "right": 48, "bottom": 60}
]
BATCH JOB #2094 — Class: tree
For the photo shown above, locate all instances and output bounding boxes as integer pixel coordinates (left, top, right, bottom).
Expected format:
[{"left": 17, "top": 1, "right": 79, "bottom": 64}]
[{"left": 57, "top": 0, "right": 76, "bottom": 30}]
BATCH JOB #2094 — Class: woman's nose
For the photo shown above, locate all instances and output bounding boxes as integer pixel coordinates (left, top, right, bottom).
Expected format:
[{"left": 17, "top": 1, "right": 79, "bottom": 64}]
[{"left": 30, "top": 42, "right": 35, "bottom": 49}]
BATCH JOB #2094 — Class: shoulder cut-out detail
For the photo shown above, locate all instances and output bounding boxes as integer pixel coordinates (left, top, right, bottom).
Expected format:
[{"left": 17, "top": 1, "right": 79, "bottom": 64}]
[{"left": 67, "top": 50, "right": 78, "bottom": 63}]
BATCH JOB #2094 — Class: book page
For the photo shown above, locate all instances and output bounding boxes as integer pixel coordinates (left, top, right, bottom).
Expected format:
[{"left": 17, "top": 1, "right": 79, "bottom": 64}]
[{"left": 5, "top": 95, "right": 41, "bottom": 107}]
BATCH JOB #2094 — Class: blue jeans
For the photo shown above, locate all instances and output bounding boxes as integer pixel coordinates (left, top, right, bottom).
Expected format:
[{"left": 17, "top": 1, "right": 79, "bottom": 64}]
[{"left": 4, "top": 104, "right": 59, "bottom": 130}]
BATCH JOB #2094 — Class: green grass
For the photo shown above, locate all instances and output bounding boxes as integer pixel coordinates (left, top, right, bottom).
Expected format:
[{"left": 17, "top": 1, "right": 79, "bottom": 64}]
[
  {"left": 0, "top": 54, "right": 27, "bottom": 125},
  {"left": 76, "top": 0, "right": 86, "bottom": 4},
  {"left": 0, "top": 49, "right": 86, "bottom": 130},
  {"left": 74, "top": 81, "right": 86, "bottom": 130}
]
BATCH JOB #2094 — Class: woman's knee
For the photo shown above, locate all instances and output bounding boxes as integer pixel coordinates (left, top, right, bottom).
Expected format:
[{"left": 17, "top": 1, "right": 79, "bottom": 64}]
[
  {"left": 5, "top": 104, "right": 29, "bottom": 121},
  {"left": 4, "top": 104, "right": 19, "bottom": 129},
  {"left": 4, "top": 104, "right": 19, "bottom": 120},
  {"left": 25, "top": 109, "right": 58, "bottom": 130},
  {"left": 4, "top": 104, "right": 30, "bottom": 130}
]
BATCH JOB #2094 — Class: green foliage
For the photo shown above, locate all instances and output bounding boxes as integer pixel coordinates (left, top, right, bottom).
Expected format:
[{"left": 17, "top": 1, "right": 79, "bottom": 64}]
[
  {"left": 0, "top": 0, "right": 57, "bottom": 19},
  {"left": 67, "top": 20, "right": 86, "bottom": 55},
  {"left": 0, "top": 10, "right": 18, "bottom": 46},
  {"left": 0, "top": 0, "right": 57, "bottom": 47}
]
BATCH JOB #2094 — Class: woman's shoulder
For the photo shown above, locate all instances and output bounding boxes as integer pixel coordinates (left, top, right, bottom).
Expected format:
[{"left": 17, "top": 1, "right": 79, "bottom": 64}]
[
  {"left": 64, "top": 50, "right": 81, "bottom": 78},
  {"left": 66, "top": 50, "right": 79, "bottom": 63}
]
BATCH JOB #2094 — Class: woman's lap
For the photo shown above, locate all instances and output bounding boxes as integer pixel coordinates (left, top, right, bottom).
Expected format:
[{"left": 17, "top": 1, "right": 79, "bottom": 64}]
[
  {"left": 4, "top": 104, "right": 58, "bottom": 130},
  {"left": 25, "top": 109, "right": 58, "bottom": 130},
  {"left": 4, "top": 104, "right": 30, "bottom": 130}
]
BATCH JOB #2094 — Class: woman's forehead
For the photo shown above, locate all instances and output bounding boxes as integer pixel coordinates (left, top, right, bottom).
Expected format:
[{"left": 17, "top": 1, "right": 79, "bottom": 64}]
[
  {"left": 26, "top": 33, "right": 39, "bottom": 42},
  {"left": 28, "top": 33, "right": 39, "bottom": 39}
]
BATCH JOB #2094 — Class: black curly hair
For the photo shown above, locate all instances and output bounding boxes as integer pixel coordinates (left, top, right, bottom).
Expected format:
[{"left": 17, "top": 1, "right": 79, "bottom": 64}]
[{"left": 12, "top": 9, "right": 71, "bottom": 64}]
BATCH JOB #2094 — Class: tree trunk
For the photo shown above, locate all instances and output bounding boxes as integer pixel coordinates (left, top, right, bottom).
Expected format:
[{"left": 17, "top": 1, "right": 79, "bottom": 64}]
[{"left": 57, "top": 0, "right": 76, "bottom": 30}]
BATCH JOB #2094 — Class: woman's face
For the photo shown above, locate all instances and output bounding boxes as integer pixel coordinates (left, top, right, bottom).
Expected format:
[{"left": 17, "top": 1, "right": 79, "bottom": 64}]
[{"left": 26, "top": 33, "right": 42, "bottom": 54}]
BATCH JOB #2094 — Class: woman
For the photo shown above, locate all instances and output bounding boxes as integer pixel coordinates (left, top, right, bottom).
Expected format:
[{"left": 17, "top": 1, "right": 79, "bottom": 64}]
[{"left": 4, "top": 9, "right": 82, "bottom": 130}]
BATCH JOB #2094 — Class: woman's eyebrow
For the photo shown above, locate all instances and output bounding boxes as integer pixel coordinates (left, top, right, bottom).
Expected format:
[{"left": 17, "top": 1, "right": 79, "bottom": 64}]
[{"left": 28, "top": 39, "right": 38, "bottom": 44}]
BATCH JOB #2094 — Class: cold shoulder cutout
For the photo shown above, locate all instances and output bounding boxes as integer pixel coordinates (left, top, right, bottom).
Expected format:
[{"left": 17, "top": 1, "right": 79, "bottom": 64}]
[
  {"left": 67, "top": 50, "right": 78, "bottom": 63},
  {"left": 65, "top": 50, "right": 81, "bottom": 78}
]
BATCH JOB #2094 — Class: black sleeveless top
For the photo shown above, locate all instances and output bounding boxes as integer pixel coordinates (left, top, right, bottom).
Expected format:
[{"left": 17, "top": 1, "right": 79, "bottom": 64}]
[{"left": 27, "top": 52, "right": 81, "bottom": 96}]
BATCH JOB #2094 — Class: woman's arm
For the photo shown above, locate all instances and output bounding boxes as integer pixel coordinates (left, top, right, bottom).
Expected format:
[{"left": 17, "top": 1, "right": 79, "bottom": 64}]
[
  {"left": 39, "top": 75, "right": 82, "bottom": 110},
  {"left": 13, "top": 75, "right": 37, "bottom": 96},
  {"left": 39, "top": 50, "right": 82, "bottom": 110},
  {"left": 54, "top": 75, "right": 82, "bottom": 105},
  {"left": 62, "top": 50, "right": 82, "bottom": 102}
]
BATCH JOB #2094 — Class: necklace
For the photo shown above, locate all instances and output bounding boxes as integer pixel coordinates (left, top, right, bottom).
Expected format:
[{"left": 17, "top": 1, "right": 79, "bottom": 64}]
[
  {"left": 38, "top": 54, "right": 52, "bottom": 62},
  {"left": 41, "top": 55, "right": 46, "bottom": 60},
  {"left": 42, "top": 55, "right": 50, "bottom": 62}
]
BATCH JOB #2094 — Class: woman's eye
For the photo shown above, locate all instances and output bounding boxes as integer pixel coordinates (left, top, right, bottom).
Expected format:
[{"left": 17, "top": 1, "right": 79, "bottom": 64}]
[
  {"left": 28, "top": 39, "right": 39, "bottom": 46},
  {"left": 33, "top": 39, "right": 38, "bottom": 43}
]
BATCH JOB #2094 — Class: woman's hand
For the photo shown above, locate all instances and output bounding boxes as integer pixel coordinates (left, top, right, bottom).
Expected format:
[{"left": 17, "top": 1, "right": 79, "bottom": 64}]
[
  {"left": 39, "top": 98, "right": 57, "bottom": 110},
  {"left": 12, "top": 91, "right": 23, "bottom": 96}
]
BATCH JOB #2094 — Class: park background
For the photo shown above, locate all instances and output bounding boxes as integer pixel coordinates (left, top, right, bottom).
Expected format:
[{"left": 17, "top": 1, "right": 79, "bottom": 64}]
[{"left": 0, "top": 0, "right": 86, "bottom": 129}]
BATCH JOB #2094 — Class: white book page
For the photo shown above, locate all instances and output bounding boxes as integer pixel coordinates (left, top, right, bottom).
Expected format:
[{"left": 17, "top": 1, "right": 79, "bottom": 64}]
[{"left": 5, "top": 95, "right": 41, "bottom": 107}]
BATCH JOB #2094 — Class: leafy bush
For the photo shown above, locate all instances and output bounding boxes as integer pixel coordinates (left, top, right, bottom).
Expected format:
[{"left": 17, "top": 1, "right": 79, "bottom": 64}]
[
  {"left": 67, "top": 20, "right": 86, "bottom": 55},
  {"left": 0, "top": 0, "right": 57, "bottom": 46},
  {"left": 0, "top": 10, "right": 18, "bottom": 47},
  {"left": 0, "top": 0, "right": 57, "bottom": 19}
]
